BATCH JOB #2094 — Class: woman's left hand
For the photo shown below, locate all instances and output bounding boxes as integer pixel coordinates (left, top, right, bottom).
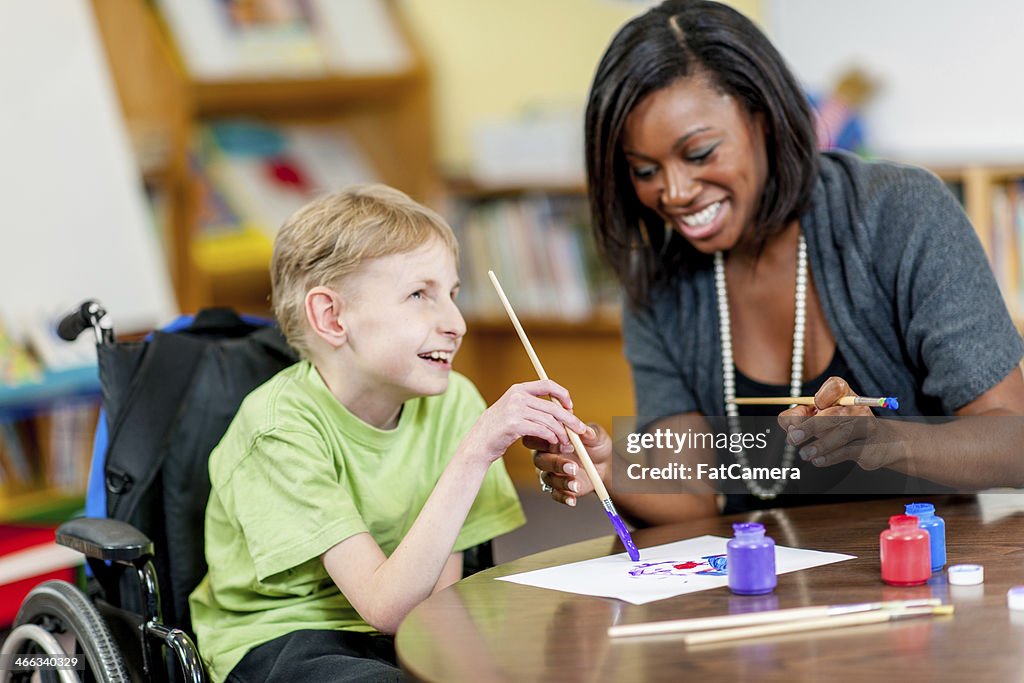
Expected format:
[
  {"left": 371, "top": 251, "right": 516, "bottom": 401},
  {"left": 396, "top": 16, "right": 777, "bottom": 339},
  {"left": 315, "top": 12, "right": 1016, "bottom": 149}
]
[{"left": 778, "top": 376, "right": 893, "bottom": 470}]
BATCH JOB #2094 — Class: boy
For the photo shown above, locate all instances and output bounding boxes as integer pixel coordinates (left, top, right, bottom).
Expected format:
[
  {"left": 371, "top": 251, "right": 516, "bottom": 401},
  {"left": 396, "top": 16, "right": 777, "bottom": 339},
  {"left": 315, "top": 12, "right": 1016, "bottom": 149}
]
[{"left": 188, "top": 184, "right": 591, "bottom": 682}]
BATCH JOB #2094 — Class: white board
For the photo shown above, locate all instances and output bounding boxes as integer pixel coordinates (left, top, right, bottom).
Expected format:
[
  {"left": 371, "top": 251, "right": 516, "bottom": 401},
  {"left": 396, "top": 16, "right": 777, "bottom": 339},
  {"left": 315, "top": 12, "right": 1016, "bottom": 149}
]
[
  {"left": 764, "top": 0, "right": 1024, "bottom": 164},
  {"left": 0, "top": 0, "right": 176, "bottom": 338}
]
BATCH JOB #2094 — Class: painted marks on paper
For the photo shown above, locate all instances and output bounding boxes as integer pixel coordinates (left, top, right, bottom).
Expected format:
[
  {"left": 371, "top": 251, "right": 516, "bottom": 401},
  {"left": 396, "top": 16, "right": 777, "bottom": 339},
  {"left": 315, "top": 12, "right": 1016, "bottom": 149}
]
[{"left": 627, "top": 554, "right": 728, "bottom": 579}]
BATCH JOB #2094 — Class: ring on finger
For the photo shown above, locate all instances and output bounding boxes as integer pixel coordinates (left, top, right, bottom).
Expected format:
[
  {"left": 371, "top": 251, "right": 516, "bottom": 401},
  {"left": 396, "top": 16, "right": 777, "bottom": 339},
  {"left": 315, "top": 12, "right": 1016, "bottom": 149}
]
[{"left": 538, "top": 470, "right": 553, "bottom": 494}]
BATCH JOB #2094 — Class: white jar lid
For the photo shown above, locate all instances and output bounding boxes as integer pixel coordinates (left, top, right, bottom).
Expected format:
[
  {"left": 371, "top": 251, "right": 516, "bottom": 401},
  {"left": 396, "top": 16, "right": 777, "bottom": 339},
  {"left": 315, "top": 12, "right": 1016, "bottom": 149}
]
[
  {"left": 1008, "top": 586, "right": 1024, "bottom": 611},
  {"left": 947, "top": 564, "right": 984, "bottom": 586}
]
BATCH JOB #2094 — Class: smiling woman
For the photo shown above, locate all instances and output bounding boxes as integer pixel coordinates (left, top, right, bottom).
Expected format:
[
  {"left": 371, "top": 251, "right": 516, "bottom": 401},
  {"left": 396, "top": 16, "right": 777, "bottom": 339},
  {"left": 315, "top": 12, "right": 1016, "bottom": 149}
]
[
  {"left": 621, "top": 75, "right": 767, "bottom": 253},
  {"left": 528, "top": 0, "right": 1024, "bottom": 523}
]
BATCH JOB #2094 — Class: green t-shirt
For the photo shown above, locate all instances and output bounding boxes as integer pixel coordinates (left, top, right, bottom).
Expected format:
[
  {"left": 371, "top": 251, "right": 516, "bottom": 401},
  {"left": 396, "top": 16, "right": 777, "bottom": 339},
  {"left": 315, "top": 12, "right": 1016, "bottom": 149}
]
[{"left": 188, "top": 361, "right": 525, "bottom": 682}]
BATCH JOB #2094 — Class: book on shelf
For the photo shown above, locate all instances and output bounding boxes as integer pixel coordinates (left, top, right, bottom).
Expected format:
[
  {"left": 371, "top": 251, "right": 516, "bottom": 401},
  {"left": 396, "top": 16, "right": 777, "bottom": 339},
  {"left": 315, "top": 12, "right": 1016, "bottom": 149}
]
[
  {"left": 451, "top": 193, "right": 617, "bottom": 321},
  {"left": 0, "top": 400, "right": 97, "bottom": 496},
  {"left": 0, "top": 421, "right": 33, "bottom": 489},
  {"left": 192, "top": 120, "right": 378, "bottom": 272},
  {"left": 36, "top": 402, "right": 97, "bottom": 493},
  {"left": 154, "top": 0, "right": 412, "bottom": 80}
]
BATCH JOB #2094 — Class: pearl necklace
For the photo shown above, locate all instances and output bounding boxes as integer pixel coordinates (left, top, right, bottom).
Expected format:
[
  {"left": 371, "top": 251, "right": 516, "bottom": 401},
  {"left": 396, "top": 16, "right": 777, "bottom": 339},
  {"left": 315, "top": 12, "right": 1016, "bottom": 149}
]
[{"left": 714, "top": 232, "right": 807, "bottom": 499}]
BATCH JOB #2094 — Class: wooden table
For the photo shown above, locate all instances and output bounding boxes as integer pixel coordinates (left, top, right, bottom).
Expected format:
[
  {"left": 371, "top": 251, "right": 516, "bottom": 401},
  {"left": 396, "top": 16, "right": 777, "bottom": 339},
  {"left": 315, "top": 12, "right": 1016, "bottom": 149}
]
[{"left": 396, "top": 495, "right": 1024, "bottom": 681}]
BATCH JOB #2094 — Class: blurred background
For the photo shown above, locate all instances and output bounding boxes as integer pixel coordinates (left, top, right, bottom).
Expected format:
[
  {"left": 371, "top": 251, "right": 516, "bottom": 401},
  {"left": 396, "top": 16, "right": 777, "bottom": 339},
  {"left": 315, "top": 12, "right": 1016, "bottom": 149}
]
[{"left": 2, "top": 0, "right": 1023, "bottom": 598}]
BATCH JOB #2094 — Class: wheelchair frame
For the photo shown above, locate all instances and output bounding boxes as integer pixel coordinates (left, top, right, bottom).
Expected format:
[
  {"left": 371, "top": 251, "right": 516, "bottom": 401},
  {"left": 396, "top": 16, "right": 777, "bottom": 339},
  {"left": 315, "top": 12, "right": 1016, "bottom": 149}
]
[
  {"left": 2, "top": 517, "right": 204, "bottom": 683},
  {"left": 2, "top": 302, "right": 206, "bottom": 683}
]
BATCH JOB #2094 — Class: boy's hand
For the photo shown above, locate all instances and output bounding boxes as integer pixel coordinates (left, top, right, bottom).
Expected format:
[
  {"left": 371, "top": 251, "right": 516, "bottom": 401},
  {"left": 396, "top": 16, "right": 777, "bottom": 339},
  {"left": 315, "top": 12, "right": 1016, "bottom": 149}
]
[
  {"left": 462, "top": 380, "right": 591, "bottom": 464},
  {"left": 525, "top": 422, "right": 611, "bottom": 507}
]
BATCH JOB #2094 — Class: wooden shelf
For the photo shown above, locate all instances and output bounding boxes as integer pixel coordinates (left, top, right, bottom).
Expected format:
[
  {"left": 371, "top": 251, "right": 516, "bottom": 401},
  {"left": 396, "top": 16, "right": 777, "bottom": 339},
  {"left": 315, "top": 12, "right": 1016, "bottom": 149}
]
[{"left": 192, "top": 69, "right": 427, "bottom": 117}]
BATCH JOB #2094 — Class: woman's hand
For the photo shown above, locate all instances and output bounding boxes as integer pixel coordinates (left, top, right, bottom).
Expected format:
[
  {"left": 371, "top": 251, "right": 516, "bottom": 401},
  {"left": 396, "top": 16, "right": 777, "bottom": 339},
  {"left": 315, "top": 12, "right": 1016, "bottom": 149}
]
[
  {"left": 524, "top": 422, "right": 610, "bottom": 506},
  {"left": 778, "top": 376, "right": 892, "bottom": 470},
  {"left": 461, "top": 380, "right": 591, "bottom": 465}
]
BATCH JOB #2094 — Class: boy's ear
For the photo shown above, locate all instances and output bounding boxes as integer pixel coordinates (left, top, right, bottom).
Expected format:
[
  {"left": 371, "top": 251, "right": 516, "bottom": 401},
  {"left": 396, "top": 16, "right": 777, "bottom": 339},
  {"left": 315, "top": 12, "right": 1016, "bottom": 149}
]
[{"left": 305, "top": 286, "right": 347, "bottom": 349}]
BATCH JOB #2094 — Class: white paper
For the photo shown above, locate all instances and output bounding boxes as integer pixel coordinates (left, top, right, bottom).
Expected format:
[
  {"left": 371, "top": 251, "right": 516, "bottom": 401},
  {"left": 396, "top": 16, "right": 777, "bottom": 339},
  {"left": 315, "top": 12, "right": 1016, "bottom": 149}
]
[{"left": 497, "top": 535, "right": 854, "bottom": 605}]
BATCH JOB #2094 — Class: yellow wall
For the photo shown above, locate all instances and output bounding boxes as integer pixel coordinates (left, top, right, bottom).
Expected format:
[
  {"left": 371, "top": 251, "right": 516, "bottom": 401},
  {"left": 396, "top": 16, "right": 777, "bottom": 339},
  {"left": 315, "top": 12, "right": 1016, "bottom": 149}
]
[{"left": 398, "top": 0, "right": 762, "bottom": 175}]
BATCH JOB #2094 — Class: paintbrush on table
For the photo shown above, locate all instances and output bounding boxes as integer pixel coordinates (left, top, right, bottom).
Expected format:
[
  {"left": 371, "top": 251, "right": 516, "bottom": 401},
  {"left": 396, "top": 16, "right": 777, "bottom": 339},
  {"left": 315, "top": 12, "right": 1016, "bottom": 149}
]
[
  {"left": 488, "top": 270, "right": 640, "bottom": 562},
  {"left": 608, "top": 598, "right": 941, "bottom": 638},
  {"left": 682, "top": 603, "right": 953, "bottom": 646}
]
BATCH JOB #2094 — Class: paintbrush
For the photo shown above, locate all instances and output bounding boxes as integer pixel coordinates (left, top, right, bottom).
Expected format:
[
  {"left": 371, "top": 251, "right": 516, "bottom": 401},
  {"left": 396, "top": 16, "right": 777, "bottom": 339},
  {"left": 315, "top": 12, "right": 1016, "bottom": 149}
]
[
  {"left": 682, "top": 604, "right": 953, "bottom": 646},
  {"left": 488, "top": 270, "right": 640, "bottom": 562},
  {"left": 732, "top": 396, "right": 899, "bottom": 409},
  {"left": 608, "top": 598, "right": 941, "bottom": 638}
]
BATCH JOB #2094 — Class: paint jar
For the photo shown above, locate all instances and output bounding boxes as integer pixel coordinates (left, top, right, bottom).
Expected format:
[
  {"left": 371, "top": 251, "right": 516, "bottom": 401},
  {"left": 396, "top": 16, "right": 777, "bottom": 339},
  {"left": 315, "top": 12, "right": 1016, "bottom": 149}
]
[
  {"left": 727, "top": 522, "right": 776, "bottom": 595},
  {"left": 880, "top": 514, "right": 930, "bottom": 586},
  {"left": 905, "top": 502, "right": 946, "bottom": 571}
]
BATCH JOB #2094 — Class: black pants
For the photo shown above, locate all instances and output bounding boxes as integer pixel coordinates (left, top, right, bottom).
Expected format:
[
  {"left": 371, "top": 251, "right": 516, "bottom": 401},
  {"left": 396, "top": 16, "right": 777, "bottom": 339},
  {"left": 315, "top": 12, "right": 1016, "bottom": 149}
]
[{"left": 227, "top": 629, "right": 403, "bottom": 683}]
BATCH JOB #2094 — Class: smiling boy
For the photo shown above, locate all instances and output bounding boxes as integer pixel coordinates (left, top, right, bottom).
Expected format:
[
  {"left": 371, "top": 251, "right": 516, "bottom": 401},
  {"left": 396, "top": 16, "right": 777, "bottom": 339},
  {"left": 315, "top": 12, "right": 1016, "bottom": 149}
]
[{"left": 189, "top": 184, "right": 591, "bottom": 682}]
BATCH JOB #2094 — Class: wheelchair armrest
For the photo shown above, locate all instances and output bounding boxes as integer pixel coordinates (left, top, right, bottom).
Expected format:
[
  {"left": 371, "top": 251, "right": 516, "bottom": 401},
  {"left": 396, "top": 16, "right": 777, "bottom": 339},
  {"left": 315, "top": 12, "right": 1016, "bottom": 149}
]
[{"left": 57, "top": 517, "right": 154, "bottom": 563}]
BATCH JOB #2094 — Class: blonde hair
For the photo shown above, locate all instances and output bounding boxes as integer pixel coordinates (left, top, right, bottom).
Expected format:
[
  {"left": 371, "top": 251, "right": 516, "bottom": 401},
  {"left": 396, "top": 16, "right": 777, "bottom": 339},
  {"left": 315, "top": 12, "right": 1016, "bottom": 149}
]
[{"left": 270, "top": 184, "right": 458, "bottom": 359}]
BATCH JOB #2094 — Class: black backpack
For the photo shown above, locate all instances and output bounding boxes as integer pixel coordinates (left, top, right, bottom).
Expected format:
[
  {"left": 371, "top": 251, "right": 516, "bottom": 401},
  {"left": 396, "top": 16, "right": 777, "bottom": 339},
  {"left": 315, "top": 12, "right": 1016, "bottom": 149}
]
[{"left": 97, "top": 308, "right": 297, "bottom": 632}]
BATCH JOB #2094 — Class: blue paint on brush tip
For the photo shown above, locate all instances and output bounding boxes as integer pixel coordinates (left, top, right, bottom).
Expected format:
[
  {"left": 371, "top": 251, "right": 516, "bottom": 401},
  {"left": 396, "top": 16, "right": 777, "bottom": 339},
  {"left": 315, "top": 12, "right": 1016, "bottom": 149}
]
[
  {"left": 606, "top": 510, "right": 641, "bottom": 561},
  {"left": 883, "top": 397, "right": 900, "bottom": 410}
]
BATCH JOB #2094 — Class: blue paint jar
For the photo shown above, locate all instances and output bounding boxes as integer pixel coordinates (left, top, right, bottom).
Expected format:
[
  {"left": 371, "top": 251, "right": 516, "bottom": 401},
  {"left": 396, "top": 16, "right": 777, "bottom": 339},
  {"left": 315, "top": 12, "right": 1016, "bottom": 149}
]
[
  {"left": 905, "top": 502, "right": 946, "bottom": 572},
  {"left": 727, "top": 522, "right": 777, "bottom": 595}
]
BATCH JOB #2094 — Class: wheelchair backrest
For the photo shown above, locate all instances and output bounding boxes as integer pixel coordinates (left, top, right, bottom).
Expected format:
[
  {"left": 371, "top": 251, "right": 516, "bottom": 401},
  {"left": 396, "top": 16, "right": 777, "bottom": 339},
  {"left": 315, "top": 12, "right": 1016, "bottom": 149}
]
[{"left": 97, "top": 308, "right": 297, "bottom": 632}]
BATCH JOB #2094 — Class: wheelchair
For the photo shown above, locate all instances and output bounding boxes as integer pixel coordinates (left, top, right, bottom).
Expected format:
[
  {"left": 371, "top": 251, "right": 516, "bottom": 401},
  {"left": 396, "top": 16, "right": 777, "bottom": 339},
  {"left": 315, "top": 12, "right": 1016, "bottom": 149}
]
[{"left": 1, "top": 300, "right": 493, "bottom": 683}]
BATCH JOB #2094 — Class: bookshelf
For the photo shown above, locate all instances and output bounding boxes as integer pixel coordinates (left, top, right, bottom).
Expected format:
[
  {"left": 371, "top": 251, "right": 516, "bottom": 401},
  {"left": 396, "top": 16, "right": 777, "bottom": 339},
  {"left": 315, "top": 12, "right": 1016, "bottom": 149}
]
[
  {"left": 90, "top": 0, "right": 438, "bottom": 315},
  {"left": 0, "top": 375, "right": 100, "bottom": 524}
]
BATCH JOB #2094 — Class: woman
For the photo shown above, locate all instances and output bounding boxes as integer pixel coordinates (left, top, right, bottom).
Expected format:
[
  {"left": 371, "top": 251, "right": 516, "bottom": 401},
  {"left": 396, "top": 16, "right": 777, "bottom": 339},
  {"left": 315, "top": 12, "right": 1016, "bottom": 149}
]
[{"left": 530, "top": 0, "right": 1024, "bottom": 523}]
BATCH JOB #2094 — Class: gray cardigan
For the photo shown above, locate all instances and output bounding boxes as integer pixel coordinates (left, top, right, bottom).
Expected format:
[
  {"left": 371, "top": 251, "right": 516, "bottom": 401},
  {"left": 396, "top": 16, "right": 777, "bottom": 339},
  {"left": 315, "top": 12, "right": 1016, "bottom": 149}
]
[{"left": 622, "top": 151, "right": 1024, "bottom": 419}]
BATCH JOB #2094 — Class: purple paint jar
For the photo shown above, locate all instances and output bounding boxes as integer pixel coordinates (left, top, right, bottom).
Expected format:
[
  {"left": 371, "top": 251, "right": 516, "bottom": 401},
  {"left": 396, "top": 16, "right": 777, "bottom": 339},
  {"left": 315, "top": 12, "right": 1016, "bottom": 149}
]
[{"left": 727, "top": 522, "right": 777, "bottom": 595}]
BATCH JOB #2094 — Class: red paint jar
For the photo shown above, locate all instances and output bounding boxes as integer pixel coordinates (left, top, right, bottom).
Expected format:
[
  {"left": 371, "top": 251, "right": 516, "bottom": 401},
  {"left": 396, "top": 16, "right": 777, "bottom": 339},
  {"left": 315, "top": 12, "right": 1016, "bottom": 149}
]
[{"left": 880, "top": 514, "right": 930, "bottom": 586}]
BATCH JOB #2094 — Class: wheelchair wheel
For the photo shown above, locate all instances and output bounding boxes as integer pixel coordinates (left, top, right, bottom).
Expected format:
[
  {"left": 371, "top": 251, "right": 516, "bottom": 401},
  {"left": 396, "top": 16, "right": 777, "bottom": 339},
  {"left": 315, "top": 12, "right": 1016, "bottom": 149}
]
[{"left": 4, "top": 579, "right": 129, "bottom": 683}]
